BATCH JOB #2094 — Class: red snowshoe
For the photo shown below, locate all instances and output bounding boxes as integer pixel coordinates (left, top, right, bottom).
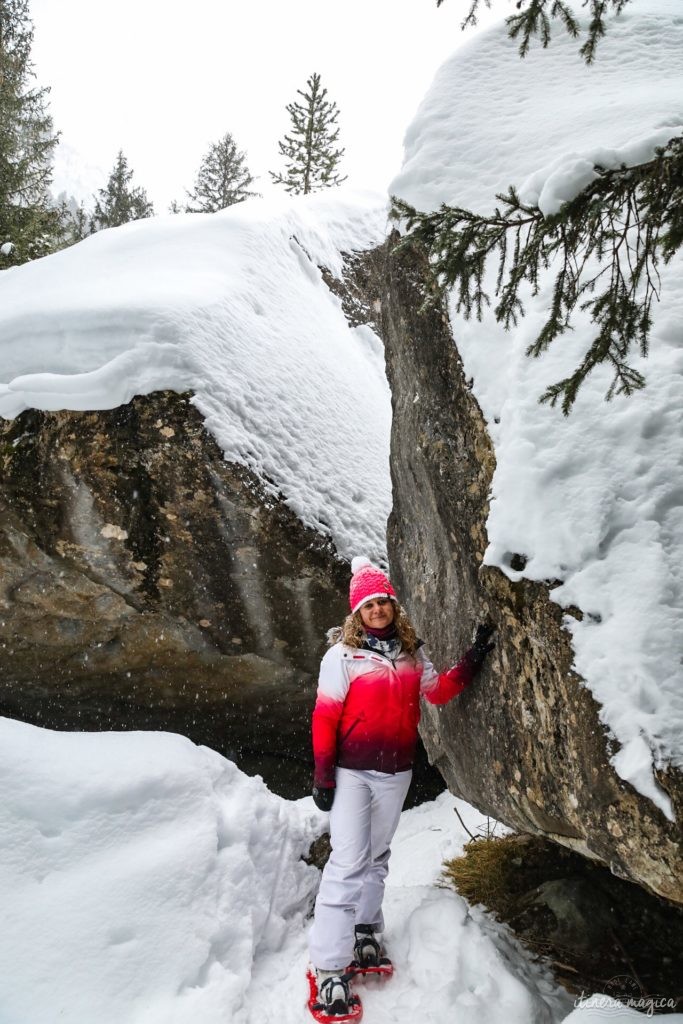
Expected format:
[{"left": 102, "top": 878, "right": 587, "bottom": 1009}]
[{"left": 306, "top": 969, "right": 363, "bottom": 1023}]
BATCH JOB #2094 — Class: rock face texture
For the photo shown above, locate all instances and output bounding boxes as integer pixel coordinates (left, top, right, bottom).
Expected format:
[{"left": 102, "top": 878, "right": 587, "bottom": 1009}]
[
  {"left": 380, "top": 234, "right": 682, "bottom": 905},
  {"left": 0, "top": 392, "right": 348, "bottom": 794}
]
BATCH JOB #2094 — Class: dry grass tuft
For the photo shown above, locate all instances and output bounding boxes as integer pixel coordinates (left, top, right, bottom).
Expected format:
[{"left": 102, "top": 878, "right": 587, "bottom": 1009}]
[{"left": 441, "top": 834, "right": 524, "bottom": 915}]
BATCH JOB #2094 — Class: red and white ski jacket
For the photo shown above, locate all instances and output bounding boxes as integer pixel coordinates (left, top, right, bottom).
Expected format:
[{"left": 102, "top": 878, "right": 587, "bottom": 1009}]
[{"left": 312, "top": 642, "right": 474, "bottom": 787}]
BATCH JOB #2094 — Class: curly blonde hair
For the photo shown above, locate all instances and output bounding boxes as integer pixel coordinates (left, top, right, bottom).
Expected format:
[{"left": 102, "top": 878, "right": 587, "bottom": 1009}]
[{"left": 327, "top": 602, "right": 419, "bottom": 656}]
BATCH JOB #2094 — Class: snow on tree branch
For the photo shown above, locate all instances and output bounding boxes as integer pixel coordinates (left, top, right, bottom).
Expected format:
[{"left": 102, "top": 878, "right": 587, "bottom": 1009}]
[{"left": 391, "top": 135, "right": 683, "bottom": 414}]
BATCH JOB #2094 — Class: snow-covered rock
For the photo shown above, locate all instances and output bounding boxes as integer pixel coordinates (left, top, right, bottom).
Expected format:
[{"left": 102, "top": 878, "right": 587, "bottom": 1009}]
[
  {"left": 0, "top": 192, "right": 392, "bottom": 791},
  {"left": 389, "top": 0, "right": 683, "bottom": 824},
  {"left": 0, "top": 190, "right": 391, "bottom": 564}
]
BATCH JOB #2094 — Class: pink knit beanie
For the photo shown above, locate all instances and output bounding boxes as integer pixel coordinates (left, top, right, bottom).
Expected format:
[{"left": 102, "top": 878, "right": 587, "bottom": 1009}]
[{"left": 349, "top": 557, "right": 397, "bottom": 614}]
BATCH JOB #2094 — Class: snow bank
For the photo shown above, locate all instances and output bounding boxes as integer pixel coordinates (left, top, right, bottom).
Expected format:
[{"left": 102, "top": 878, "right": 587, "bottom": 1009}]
[
  {"left": 0, "top": 191, "right": 391, "bottom": 563},
  {"left": 392, "top": 0, "right": 683, "bottom": 217},
  {"left": 390, "top": 0, "right": 683, "bottom": 815},
  {"left": 0, "top": 716, "right": 321, "bottom": 1024}
]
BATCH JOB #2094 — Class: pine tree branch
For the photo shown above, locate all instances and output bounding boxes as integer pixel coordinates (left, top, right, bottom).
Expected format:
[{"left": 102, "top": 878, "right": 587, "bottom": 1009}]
[
  {"left": 391, "top": 135, "right": 682, "bottom": 413},
  {"left": 436, "top": 0, "right": 630, "bottom": 62}
]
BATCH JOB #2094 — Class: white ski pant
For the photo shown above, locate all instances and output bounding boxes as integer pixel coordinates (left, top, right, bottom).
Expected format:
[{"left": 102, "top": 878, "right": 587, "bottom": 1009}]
[{"left": 308, "top": 767, "right": 412, "bottom": 971}]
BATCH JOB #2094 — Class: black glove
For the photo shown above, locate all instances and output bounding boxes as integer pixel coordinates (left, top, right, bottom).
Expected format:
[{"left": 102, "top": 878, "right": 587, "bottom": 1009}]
[
  {"left": 467, "top": 622, "right": 496, "bottom": 667},
  {"left": 312, "top": 785, "right": 335, "bottom": 812}
]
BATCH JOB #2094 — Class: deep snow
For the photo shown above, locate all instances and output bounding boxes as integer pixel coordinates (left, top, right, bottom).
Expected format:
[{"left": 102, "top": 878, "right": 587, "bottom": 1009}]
[
  {"left": 2, "top": 717, "right": 680, "bottom": 1023},
  {"left": 390, "top": 0, "right": 683, "bottom": 817}
]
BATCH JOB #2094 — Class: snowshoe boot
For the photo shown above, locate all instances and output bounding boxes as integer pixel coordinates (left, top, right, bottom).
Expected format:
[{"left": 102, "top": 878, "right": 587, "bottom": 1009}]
[
  {"left": 353, "top": 925, "right": 381, "bottom": 968},
  {"left": 349, "top": 925, "right": 393, "bottom": 976},
  {"left": 307, "top": 969, "right": 362, "bottom": 1022}
]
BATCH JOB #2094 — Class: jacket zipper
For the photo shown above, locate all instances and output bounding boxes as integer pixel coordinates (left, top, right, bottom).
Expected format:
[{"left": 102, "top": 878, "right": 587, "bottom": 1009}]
[{"left": 361, "top": 648, "right": 401, "bottom": 669}]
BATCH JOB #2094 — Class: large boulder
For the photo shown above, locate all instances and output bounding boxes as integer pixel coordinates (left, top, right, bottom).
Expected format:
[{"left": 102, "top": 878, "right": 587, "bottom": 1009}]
[
  {"left": 380, "top": 234, "right": 682, "bottom": 905},
  {"left": 0, "top": 390, "right": 348, "bottom": 794}
]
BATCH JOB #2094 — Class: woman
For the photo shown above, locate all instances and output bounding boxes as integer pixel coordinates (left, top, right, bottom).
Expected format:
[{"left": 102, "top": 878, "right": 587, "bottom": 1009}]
[{"left": 308, "top": 557, "right": 494, "bottom": 1017}]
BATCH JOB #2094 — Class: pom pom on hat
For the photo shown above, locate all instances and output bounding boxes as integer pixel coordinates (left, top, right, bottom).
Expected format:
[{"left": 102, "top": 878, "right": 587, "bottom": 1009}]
[
  {"left": 349, "top": 556, "right": 397, "bottom": 614},
  {"left": 351, "top": 556, "right": 372, "bottom": 574}
]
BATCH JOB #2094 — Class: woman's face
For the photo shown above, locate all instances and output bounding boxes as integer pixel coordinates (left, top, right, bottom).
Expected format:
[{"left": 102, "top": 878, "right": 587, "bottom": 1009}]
[{"left": 359, "top": 597, "right": 395, "bottom": 630}]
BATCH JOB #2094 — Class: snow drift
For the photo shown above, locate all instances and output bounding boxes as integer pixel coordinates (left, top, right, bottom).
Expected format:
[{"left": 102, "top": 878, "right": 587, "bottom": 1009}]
[{"left": 0, "top": 716, "right": 320, "bottom": 1024}]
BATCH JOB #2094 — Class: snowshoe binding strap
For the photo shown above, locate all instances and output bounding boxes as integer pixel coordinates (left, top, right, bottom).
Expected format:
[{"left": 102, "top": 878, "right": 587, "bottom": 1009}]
[
  {"left": 353, "top": 926, "right": 381, "bottom": 968},
  {"left": 306, "top": 969, "right": 362, "bottom": 1022},
  {"left": 347, "top": 957, "right": 393, "bottom": 978}
]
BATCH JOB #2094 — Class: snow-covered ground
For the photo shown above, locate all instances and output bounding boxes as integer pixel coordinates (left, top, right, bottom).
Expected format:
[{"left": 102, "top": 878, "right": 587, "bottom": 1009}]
[
  {"left": 7, "top": 715, "right": 679, "bottom": 1024},
  {"left": 0, "top": 191, "right": 391, "bottom": 565},
  {"left": 391, "top": 0, "right": 683, "bottom": 817}
]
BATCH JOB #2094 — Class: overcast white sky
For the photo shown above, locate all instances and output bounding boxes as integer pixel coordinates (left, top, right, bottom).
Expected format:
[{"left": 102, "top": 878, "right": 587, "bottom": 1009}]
[{"left": 30, "top": 0, "right": 508, "bottom": 211}]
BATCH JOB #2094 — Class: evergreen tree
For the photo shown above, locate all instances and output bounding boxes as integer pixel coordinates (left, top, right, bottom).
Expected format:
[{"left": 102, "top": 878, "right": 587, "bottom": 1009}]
[
  {"left": 185, "top": 132, "right": 258, "bottom": 212},
  {"left": 392, "top": 0, "right": 680, "bottom": 413},
  {"left": 91, "top": 150, "right": 154, "bottom": 230},
  {"left": 270, "top": 72, "right": 347, "bottom": 195},
  {"left": 0, "top": 0, "right": 62, "bottom": 266}
]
